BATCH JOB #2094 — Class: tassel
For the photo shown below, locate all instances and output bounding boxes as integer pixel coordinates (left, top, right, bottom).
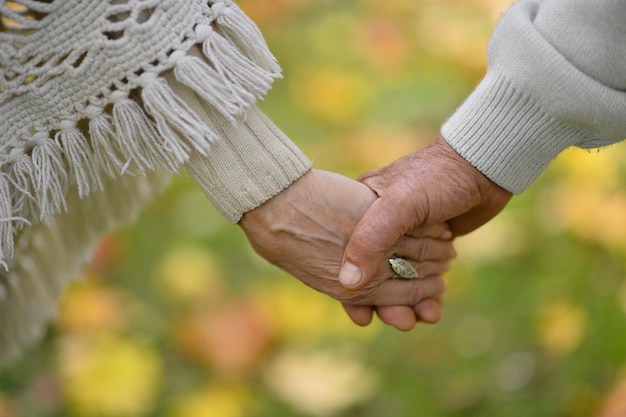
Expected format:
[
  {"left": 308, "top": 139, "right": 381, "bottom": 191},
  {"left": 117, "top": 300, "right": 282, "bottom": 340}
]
[
  {"left": 88, "top": 112, "right": 125, "bottom": 177},
  {"left": 140, "top": 75, "right": 214, "bottom": 157},
  {"left": 0, "top": 168, "right": 171, "bottom": 367},
  {"left": 112, "top": 97, "right": 180, "bottom": 173},
  {"left": 213, "top": 2, "right": 282, "bottom": 76},
  {"left": 60, "top": 190, "right": 95, "bottom": 244},
  {"left": 55, "top": 125, "right": 103, "bottom": 198},
  {"left": 16, "top": 257, "right": 56, "bottom": 322},
  {"left": 31, "top": 138, "right": 68, "bottom": 220},
  {"left": 0, "top": 175, "right": 15, "bottom": 269},
  {"left": 174, "top": 54, "right": 244, "bottom": 122},
  {"left": 202, "top": 28, "right": 275, "bottom": 98},
  {"left": 7, "top": 150, "right": 37, "bottom": 223}
]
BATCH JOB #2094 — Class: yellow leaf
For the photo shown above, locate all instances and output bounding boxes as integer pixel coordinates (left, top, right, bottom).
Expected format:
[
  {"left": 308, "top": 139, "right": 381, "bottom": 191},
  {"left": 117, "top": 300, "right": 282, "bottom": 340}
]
[
  {"left": 169, "top": 384, "right": 251, "bottom": 417},
  {"left": 263, "top": 348, "right": 378, "bottom": 417},
  {"left": 257, "top": 279, "right": 379, "bottom": 343},
  {"left": 293, "top": 69, "right": 371, "bottom": 125},
  {"left": 547, "top": 184, "right": 626, "bottom": 252},
  {"left": 415, "top": 4, "right": 493, "bottom": 71},
  {"left": 57, "top": 282, "right": 126, "bottom": 335},
  {"left": 554, "top": 146, "right": 621, "bottom": 189},
  {"left": 59, "top": 336, "right": 162, "bottom": 417},
  {"left": 156, "top": 246, "right": 224, "bottom": 306}
]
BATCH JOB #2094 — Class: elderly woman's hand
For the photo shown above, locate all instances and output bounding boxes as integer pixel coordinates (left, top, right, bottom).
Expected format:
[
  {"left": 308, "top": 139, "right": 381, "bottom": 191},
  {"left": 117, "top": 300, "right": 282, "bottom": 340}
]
[{"left": 239, "top": 168, "right": 455, "bottom": 330}]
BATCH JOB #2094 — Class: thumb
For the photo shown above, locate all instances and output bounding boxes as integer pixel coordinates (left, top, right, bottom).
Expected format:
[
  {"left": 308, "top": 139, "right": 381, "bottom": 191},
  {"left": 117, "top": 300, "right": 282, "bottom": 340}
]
[{"left": 339, "top": 194, "right": 413, "bottom": 289}]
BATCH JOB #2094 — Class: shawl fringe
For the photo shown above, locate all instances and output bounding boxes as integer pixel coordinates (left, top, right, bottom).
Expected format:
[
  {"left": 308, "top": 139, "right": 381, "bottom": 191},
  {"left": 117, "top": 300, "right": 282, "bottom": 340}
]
[
  {"left": 0, "top": 1, "right": 280, "bottom": 366},
  {"left": 0, "top": 172, "right": 170, "bottom": 367}
]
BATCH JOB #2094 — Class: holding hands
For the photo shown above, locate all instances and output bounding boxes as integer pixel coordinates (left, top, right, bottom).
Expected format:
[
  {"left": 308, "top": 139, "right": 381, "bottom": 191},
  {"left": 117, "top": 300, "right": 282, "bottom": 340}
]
[
  {"left": 339, "top": 136, "right": 512, "bottom": 294},
  {"left": 239, "top": 168, "right": 454, "bottom": 330},
  {"left": 241, "top": 136, "right": 513, "bottom": 331}
]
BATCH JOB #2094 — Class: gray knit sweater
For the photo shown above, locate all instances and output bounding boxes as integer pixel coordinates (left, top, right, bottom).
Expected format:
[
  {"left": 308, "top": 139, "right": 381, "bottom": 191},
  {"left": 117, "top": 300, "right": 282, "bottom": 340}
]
[{"left": 442, "top": 0, "right": 626, "bottom": 193}]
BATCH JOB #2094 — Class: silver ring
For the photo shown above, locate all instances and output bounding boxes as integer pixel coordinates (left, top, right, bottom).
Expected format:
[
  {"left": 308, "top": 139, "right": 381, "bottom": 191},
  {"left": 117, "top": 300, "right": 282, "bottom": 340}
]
[{"left": 388, "top": 257, "right": 419, "bottom": 279}]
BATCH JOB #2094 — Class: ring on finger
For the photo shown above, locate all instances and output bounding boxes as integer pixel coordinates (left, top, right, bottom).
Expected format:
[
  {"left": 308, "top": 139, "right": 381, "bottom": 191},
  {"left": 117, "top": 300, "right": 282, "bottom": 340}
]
[{"left": 388, "top": 257, "right": 419, "bottom": 279}]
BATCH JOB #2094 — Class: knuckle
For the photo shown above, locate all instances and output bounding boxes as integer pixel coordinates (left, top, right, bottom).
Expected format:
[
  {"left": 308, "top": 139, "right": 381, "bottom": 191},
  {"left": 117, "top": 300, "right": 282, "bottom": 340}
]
[
  {"left": 417, "top": 240, "right": 431, "bottom": 260},
  {"left": 360, "top": 175, "right": 382, "bottom": 195},
  {"left": 328, "top": 286, "right": 352, "bottom": 303},
  {"left": 408, "top": 282, "right": 425, "bottom": 304},
  {"left": 342, "top": 287, "right": 377, "bottom": 305},
  {"left": 327, "top": 282, "right": 373, "bottom": 305}
]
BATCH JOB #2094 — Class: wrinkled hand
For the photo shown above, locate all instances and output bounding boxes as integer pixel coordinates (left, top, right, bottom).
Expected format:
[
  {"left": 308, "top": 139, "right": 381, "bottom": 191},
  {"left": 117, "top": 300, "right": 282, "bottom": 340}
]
[
  {"left": 339, "top": 136, "right": 513, "bottom": 290},
  {"left": 239, "top": 169, "right": 455, "bottom": 330}
]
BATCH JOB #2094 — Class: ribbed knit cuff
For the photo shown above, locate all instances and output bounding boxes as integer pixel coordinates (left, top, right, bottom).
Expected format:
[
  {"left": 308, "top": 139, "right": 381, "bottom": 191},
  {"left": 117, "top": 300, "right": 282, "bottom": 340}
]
[
  {"left": 441, "top": 70, "right": 586, "bottom": 194},
  {"left": 184, "top": 105, "right": 311, "bottom": 224}
]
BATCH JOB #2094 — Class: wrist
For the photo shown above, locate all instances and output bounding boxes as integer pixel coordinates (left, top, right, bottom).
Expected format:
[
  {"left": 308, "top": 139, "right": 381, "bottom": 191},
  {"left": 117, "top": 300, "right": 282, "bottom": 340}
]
[
  {"left": 185, "top": 105, "right": 311, "bottom": 224},
  {"left": 432, "top": 136, "right": 512, "bottom": 201},
  {"left": 239, "top": 168, "right": 313, "bottom": 230},
  {"left": 433, "top": 136, "right": 512, "bottom": 235}
]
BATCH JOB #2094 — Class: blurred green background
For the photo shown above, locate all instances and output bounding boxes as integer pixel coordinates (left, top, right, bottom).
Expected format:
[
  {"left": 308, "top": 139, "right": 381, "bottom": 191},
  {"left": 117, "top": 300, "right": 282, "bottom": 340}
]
[{"left": 2, "top": 0, "right": 626, "bottom": 416}]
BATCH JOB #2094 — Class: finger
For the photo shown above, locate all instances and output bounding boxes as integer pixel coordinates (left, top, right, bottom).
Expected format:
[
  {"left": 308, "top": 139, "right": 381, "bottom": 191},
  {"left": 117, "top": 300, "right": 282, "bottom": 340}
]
[
  {"left": 448, "top": 189, "right": 513, "bottom": 236},
  {"left": 357, "top": 165, "right": 388, "bottom": 184},
  {"left": 406, "top": 223, "right": 453, "bottom": 240},
  {"left": 393, "top": 235, "right": 457, "bottom": 262},
  {"left": 351, "top": 275, "right": 446, "bottom": 306},
  {"left": 376, "top": 306, "right": 416, "bottom": 331},
  {"left": 342, "top": 304, "right": 374, "bottom": 327},
  {"left": 413, "top": 299, "right": 442, "bottom": 324},
  {"left": 412, "top": 260, "right": 451, "bottom": 279},
  {"left": 343, "top": 136, "right": 496, "bottom": 291},
  {"left": 340, "top": 195, "right": 415, "bottom": 290}
]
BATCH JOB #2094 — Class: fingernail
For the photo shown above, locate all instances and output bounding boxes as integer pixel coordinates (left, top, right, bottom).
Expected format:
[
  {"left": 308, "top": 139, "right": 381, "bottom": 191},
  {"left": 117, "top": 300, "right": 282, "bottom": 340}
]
[{"left": 339, "top": 262, "right": 362, "bottom": 288}]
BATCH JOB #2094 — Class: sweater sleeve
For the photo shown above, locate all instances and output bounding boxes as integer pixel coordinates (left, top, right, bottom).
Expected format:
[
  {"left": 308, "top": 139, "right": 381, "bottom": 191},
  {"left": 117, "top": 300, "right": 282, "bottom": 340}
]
[
  {"left": 179, "top": 90, "right": 312, "bottom": 224},
  {"left": 441, "top": 0, "right": 626, "bottom": 193},
  {"left": 162, "top": 59, "right": 312, "bottom": 225}
]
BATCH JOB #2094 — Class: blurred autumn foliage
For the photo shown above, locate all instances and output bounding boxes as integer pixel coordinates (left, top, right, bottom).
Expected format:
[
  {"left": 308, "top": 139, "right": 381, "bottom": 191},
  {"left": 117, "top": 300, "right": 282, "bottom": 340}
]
[{"left": 2, "top": 1, "right": 626, "bottom": 416}]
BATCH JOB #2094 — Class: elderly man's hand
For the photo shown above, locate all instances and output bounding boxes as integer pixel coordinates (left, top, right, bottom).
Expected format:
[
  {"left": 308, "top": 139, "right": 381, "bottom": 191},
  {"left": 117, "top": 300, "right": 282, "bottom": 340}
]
[
  {"left": 339, "top": 136, "right": 512, "bottom": 291},
  {"left": 239, "top": 168, "right": 455, "bottom": 330}
]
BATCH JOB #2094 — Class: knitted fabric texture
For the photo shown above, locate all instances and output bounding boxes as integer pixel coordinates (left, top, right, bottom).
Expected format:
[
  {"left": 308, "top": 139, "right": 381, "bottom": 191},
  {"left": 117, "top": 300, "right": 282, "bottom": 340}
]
[
  {"left": 0, "top": 0, "right": 280, "bottom": 365},
  {"left": 442, "top": 0, "right": 626, "bottom": 193}
]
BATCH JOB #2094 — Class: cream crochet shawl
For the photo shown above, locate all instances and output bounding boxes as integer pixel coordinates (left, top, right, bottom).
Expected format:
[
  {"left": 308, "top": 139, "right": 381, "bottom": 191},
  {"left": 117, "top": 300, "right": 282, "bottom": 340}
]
[{"left": 0, "top": 0, "right": 281, "bottom": 365}]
